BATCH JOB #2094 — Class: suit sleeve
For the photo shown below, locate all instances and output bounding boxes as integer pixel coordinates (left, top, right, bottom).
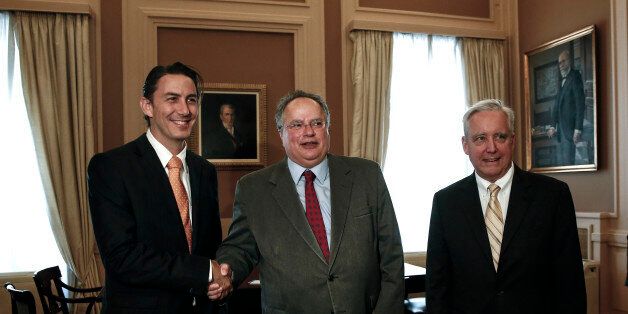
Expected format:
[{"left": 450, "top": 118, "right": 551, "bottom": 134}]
[
  {"left": 572, "top": 71, "right": 586, "bottom": 131},
  {"left": 552, "top": 183, "right": 586, "bottom": 313},
  {"left": 373, "top": 166, "right": 405, "bottom": 313},
  {"left": 552, "top": 94, "right": 560, "bottom": 128},
  {"left": 426, "top": 192, "right": 451, "bottom": 314},
  {"left": 87, "top": 154, "right": 210, "bottom": 294},
  {"left": 216, "top": 180, "right": 259, "bottom": 287}
]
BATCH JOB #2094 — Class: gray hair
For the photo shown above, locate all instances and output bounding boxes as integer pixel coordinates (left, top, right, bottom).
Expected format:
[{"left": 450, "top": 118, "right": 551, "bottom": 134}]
[
  {"left": 275, "top": 90, "right": 331, "bottom": 130},
  {"left": 462, "top": 99, "right": 515, "bottom": 136}
]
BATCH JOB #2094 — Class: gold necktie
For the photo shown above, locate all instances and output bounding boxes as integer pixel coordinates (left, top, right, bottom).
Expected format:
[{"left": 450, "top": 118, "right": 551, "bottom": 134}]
[
  {"left": 167, "top": 156, "right": 192, "bottom": 252},
  {"left": 485, "top": 183, "right": 504, "bottom": 271}
]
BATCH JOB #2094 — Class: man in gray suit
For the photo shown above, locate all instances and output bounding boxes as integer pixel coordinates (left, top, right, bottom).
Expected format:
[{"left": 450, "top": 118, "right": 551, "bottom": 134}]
[{"left": 216, "top": 90, "right": 405, "bottom": 313}]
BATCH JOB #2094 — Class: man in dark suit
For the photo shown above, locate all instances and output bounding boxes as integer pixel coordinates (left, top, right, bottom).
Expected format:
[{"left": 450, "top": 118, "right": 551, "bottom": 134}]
[
  {"left": 215, "top": 90, "right": 405, "bottom": 313},
  {"left": 203, "top": 103, "right": 248, "bottom": 159},
  {"left": 426, "top": 99, "right": 586, "bottom": 314},
  {"left": 547, "top": 50, "right": 586, "bottom": 165},
  {"left": 88, "top": 62, "right": 230, "bottom": 313}
]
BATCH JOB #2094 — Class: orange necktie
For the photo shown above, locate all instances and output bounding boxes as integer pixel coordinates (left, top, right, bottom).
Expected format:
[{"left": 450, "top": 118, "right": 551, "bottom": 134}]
[{"left": 167, "top": 156, "right": 192, "bottom": 252}]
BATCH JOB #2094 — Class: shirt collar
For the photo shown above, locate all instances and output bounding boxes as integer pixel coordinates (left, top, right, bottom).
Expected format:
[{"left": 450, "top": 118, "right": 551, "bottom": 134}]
[
  {"left": 287, "top": 156, "right": 329, "bottom": 185},
  {"left": 474, "top": 162, "right": 514, "bottom": 193},
  {"left": 146, "top": 129, "right": 188, "bottom": 171}
]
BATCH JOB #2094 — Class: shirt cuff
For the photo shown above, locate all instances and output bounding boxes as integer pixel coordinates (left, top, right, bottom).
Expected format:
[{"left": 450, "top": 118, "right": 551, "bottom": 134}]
[{"left": 208, "top": 260, "right": 213, "bottom": 282}]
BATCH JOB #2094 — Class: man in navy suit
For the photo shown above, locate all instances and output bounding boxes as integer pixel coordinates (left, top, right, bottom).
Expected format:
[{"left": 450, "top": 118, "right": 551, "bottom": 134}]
[
  {"left": 547, "top": 50, "right": 586, "bottom": 165},
  {"left": 426, "top": 99, "right": 586, "bottom": 314},
  {"left": 88, "top": 62, "right": 230, "bottom": 313}
]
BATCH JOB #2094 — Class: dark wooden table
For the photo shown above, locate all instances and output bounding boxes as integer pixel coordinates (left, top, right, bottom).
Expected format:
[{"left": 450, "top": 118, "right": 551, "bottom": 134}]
[{"left": 404, "top": 262, "right": 426, "bottom": 295}]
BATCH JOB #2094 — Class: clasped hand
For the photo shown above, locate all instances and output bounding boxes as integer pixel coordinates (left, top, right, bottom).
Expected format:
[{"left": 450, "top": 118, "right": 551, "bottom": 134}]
[{"left": 207, "top": 260, "right": 233, "bottom": 300}]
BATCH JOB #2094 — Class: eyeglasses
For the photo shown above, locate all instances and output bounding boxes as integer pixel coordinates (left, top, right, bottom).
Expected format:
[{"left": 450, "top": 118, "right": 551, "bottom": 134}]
[
  {"left": 469, "top": 132, "right": 512, "bottom": 146},
  {"left": 282, "top": 119, "right": 326, "bottom": 131}
]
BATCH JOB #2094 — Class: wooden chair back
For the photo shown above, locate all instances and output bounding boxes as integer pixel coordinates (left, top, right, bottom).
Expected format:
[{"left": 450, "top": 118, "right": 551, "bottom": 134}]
[
  {"left": 4, "top": 282, "right": 37, "bottom": 314},
  {"left": 33, "top": 266, "right": 102, "bottom": 314}
]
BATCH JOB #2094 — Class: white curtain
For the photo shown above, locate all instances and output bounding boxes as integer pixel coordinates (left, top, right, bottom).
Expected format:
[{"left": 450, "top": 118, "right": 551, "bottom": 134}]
[
  {"left": 0, "top": 11, "right": 66, "bottom": 273},
  {"left": 14, "top": 11, "right": 100, "bottom": 299},
  {"left": 384, "top": 33, "right": 472, "bottom": 252}
]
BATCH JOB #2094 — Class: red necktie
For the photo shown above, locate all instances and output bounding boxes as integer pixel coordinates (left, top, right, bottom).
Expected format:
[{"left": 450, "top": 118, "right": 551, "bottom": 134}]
[
  {"left": 303, "top": 170, "right": 330, "bottom": 262},
  {"left": 167, "top": 156, "right": 192, "bottom": 252}
]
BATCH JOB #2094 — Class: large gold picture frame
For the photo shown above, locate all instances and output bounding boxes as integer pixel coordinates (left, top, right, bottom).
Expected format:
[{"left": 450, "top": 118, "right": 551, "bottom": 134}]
[
  {"left": 189, "top": 83, "right": 267, "bottom": 170},
  {"left": 523, "top": 25, "right": 597, "bottom": 173}
]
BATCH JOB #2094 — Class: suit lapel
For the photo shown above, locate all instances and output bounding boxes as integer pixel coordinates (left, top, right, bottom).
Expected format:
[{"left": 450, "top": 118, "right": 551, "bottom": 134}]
[
  {"left": 134, "top": 135, "right": 174, "bottom": 201},
  {"left": 270, "top": 159, "right": 327, "bottom": 263},
  {"left": 187, "top": 153, "right": 201, "bottom": 252},
  {"left": 500, "top": 167, "right": 531, "bottom": 256},
  {"left": 133, "top": 134, "right": 189, "bottom": 251},
  {"left": 327, "top": 155, "right": 352, "bottom": 266},
  {"left": 459, "top": 174, "right": 494, "bottom": 268}
]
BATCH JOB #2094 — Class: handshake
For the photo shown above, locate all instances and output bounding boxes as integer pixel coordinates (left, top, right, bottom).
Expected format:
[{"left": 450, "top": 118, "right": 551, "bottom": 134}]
[{"left": 207, "top": 260, "right": 233, "bottom": 300}]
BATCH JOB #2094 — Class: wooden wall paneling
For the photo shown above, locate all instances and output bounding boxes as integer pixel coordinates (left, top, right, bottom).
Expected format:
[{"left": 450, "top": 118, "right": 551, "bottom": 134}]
[
  {"left": 602, "top": 0, "right": 628, "bottom": 312},
  {"left": 0, "top": 0, "right": 90, "bottom": 14},
  {"left": 122, "top": 0, "right": 325, "bottom": 142},
  {"left": 358, "top": 0, "right": 492, "bottom": 19},
  {"left": 610, "top": 0, "right": 628, "bottom": 221}
]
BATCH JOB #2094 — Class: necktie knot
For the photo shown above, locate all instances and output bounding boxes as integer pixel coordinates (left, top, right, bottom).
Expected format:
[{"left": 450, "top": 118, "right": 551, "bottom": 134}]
[
  {"left": 303, "top": 170, "right": 316, "bottom": 183},
  {"left": 488, "top": 184, "right": 500, "bottom": 198},
  {"left": 167, "top": 156, "right": 183, "bottom": 170}
]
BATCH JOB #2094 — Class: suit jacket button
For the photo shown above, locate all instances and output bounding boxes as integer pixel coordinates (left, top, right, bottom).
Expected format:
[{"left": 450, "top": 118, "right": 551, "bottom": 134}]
[{"left": 328, "top": 275, "right": 335, "bottom": 281}]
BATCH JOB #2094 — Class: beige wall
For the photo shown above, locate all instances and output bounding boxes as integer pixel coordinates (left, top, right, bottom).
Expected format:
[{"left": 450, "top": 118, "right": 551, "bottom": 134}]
[
  {"left": 519, "top": 0, "right": 613, "bottom": 213},
  {"left": 519, "top": 1, "right": 628, "bottom": 313}
]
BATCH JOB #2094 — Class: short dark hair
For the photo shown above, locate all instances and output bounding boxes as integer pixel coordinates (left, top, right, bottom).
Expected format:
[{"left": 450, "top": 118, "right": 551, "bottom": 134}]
[
  {"left": 141, "top": 62, "right": 203, "bottom": 125},
  {"left": 275, "top": 90, "right": 330, "bottom": 130},
  {"left": 219, "top": 103, "right": 235, "bottom": 114}
]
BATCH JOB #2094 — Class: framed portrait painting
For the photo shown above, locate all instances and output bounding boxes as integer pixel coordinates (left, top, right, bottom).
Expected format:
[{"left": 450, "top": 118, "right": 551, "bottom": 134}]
[
  {"left": 189, "top": 83, "right": 267, "bottom": 169},
  {"left": 523, "top": 25, "right": 597, "bottom": 173}
]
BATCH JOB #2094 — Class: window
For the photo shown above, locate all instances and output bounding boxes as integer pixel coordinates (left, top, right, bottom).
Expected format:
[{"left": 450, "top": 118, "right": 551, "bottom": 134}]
[
  {"left": 384, "top": 33, "right": 473, "bottom": 252},
  {"left": 0, "top": 12, "right": 66, "bottom": 273}
]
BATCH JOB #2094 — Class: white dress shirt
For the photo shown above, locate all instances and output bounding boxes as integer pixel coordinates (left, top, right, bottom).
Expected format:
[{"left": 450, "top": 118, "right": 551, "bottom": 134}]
[{"left": 474, "top": 163, "right": 515, "bottom": 219}]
